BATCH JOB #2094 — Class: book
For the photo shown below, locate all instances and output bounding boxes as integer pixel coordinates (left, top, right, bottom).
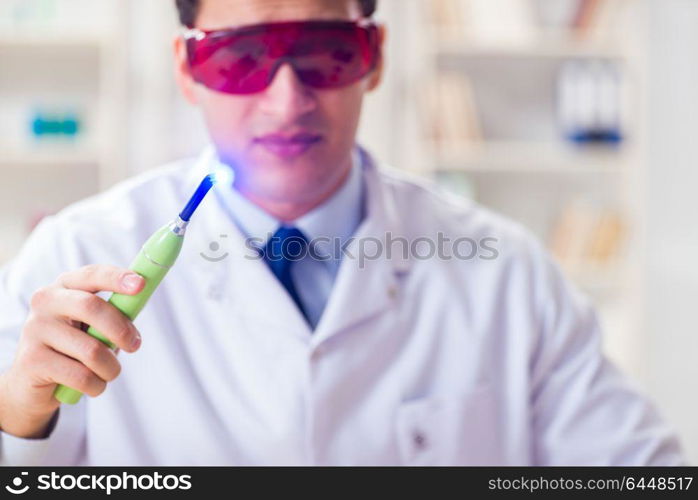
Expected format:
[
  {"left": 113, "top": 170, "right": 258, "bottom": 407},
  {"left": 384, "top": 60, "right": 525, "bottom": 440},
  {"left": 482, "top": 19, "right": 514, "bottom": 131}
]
[
  {"left": 587, "top": 210, "right": 626, "bottom": 264},
  {"left": 428, "top": 0, "right": 464, "bottom": 28},
  {"left": 461, "top": 0, "right": 537, "bottom": 46},
  {"left": 421, "top": 73, "right": 483, "bottom": 149},
  {"left": 573, "top": 0, "right": 628, "bottom": 41},
  {"left": 572, "top": 0, "right": 603, "bottom": 33},
  {"left": 548, "top": 200, "right": 626, "bottom": 270}
]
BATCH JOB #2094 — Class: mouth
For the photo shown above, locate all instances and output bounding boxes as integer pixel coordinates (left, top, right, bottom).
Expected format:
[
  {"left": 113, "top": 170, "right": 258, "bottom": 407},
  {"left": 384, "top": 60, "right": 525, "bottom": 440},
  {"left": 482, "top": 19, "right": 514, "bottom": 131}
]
[{"left": 254, "top": 132, "right": 323, "bottom": 158}]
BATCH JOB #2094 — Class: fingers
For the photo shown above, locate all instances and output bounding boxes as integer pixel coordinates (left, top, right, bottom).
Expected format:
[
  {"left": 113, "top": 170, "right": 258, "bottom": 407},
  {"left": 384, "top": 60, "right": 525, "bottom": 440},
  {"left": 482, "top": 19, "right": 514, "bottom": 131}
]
[
  {"left": 37, "top": 318, "right": 122, "bottom": 383},
  {"left": 29, "top": 345, "right": 108, "bottom": 399},
  {"left": 33, "top": 288, "right": 142, "bottom": 353},
  {"left": 52, "top": 356, "right": 108, "bottom": 398},
  {"left": 20, "top": 263, "right": 145, "bottom": 402},
  {"left": 55, "top": 264, "right": 145, "bottom": 295},
  {"left": 11, "top": 264, "right": 146, "bottom": 411}
]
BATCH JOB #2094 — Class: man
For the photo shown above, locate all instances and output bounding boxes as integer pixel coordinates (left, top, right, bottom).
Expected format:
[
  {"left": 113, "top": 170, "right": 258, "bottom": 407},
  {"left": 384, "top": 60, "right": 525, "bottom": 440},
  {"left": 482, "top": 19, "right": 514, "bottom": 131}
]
[{"left": 0, "top": 0, "right": 685, "bottom": 465}]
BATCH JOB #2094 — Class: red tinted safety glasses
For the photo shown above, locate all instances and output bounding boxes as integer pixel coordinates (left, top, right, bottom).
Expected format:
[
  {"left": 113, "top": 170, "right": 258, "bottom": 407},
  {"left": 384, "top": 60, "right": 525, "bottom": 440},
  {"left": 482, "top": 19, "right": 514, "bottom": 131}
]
[{"left": 184, "top": 19, "right": 381, "bottom": 95}]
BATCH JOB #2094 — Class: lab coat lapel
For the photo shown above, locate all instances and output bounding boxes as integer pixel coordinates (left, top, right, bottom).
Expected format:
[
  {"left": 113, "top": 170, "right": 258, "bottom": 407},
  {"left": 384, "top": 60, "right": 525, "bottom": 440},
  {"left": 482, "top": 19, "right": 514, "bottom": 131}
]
[
  {"left": 312, "top": 151, "right": 410, "bottom": 346},
  {"left": 182, "top": 150, "right": 312, "bottom": 339},
  {"left": 213, "top": 210, "right": 313, "bottom": 338},
  {"left": 182, "top": 146, "right": 410, "bottom": 343}
]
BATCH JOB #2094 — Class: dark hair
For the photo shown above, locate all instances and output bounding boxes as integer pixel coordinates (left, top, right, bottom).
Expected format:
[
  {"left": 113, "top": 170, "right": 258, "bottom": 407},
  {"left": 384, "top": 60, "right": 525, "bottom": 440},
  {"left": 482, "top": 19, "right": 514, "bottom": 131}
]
[{"left": 175, "top": 0, "right": 377, "bottom": 27}]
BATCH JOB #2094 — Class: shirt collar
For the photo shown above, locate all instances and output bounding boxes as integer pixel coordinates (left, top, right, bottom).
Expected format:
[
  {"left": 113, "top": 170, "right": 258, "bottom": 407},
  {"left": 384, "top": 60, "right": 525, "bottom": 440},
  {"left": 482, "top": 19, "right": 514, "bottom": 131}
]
[{"left": 210, "top": 147, "right": 365, "bottom": 264}]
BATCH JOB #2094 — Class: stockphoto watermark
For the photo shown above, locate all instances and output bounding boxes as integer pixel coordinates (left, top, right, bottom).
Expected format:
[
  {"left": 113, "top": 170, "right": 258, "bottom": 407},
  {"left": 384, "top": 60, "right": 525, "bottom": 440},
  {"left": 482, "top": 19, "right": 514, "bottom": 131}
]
[
  {"left": 200, "top": 232, "right": 499, "bottom": 267},
  {"left": 2, "top": 470, "right": 192, "bottom": 496}
]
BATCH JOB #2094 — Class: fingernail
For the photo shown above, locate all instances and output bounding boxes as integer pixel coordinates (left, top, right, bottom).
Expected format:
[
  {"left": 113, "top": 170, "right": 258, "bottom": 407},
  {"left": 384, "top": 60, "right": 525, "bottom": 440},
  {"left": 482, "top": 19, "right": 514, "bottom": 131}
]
[
  {"left": 122, "top": 273, "right": 142, "bottom": 291},
  {"left": 131, "top": 332, "right": 141, "bottom": 350}
]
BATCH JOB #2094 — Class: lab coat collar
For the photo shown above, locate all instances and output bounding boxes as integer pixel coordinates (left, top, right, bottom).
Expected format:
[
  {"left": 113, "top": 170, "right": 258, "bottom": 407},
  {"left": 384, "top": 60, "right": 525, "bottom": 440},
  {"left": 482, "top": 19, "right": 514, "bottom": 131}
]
[
  {"left": 214, "top": 187, "right": 278, "bottom": 253},
  {"left": 311, "top": 146, "right": 411, "bottom": 345},
  {"left": 207, "top": 148, "right": 365, "bottom": 278},
  {"left": 183, "top": 167, "right": 314, "bottom": 340},
  {"left": 184, "top": 145, "right": 411, "bottom": 345}
]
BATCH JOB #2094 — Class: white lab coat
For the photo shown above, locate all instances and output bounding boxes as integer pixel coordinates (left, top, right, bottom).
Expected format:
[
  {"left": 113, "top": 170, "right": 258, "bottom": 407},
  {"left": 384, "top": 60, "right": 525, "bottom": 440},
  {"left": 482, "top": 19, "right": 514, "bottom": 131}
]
[{"left": 0, "top": 147, "right": 685, "bottom": 466}]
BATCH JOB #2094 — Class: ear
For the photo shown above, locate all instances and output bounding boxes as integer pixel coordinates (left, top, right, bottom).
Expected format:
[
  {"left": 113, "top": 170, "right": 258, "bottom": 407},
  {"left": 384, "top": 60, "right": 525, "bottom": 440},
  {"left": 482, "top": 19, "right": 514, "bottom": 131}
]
[
  {"left": 366, "top": 24, "right": 387, "bottom": 92},
  {"left": 173, "top": 34, "right": 199, "bottom": 105}
]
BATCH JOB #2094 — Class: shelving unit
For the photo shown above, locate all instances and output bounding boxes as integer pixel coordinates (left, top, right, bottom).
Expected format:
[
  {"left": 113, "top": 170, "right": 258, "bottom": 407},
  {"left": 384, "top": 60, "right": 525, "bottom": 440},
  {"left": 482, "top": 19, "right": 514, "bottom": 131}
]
[
  {"left": 0, "top": 0, "right": 129, "bottom": 265},
  {"left": 393, "top": 0, "right": 649, "bottom": 377},
  {"left": 425, "top": 140, "right": 626, "bottom": 173},
  {"left": 431, "top": 35, "right": 628, "bottom": 60}
]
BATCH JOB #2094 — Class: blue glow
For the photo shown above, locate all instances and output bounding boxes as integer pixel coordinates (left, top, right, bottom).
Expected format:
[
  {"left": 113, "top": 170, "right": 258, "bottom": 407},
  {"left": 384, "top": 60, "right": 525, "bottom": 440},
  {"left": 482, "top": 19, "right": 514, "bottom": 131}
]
[{"left": 211, "top": 165, "right": 234, "bottom": 187}]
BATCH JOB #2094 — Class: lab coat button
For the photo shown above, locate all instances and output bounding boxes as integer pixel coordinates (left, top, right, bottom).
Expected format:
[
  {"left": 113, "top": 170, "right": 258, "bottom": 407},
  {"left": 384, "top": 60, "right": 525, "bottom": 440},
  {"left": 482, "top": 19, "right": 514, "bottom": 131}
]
[
  {"left": 207, "top": 283, "right": 223, "bottom": 301},
  {"left": 413, "top": 430, "right": 427, "bottom": 451}
]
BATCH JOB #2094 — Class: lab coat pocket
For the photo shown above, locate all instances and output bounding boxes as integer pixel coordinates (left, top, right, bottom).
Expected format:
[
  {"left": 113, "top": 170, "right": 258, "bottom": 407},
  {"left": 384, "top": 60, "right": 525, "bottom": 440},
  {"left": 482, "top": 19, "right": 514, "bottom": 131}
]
[{"left": 395, "top": 385, "right": 502, "bottom": 465}]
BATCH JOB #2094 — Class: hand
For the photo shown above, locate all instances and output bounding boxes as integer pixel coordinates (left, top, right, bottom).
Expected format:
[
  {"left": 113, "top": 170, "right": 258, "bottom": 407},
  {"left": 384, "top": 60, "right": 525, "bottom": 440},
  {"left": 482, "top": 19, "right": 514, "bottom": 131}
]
[{"left": 0, "top": 264, "right": 145, "bottom": 438}]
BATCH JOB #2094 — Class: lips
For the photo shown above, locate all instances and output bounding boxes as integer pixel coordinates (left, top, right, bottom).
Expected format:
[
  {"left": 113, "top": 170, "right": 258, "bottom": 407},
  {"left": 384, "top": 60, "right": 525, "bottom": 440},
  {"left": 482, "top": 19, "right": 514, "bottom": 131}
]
[{"left": 254, "top": 132, "right": 323, "bottom": 158}]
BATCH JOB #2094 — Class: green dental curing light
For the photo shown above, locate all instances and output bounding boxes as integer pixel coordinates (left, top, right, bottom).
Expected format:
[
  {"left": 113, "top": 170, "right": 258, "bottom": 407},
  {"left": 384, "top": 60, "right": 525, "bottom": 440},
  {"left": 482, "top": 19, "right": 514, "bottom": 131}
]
[{"left": 53, "top": 168, "right": 232, "bottom": 405}]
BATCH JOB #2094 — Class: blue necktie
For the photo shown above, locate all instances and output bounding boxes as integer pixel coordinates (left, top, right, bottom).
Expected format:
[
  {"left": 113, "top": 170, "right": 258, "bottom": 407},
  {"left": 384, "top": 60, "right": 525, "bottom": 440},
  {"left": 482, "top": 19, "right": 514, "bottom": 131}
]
[{"left": 262, "top": 226, "right": 309, "bottom": 323}]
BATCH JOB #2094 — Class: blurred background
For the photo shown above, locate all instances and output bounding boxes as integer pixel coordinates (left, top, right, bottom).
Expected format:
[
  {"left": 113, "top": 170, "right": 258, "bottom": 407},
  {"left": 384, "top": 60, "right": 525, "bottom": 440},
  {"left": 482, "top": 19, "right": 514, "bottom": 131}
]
[{"left": 0, "top": 0, "right": 695, "bottom": 463}]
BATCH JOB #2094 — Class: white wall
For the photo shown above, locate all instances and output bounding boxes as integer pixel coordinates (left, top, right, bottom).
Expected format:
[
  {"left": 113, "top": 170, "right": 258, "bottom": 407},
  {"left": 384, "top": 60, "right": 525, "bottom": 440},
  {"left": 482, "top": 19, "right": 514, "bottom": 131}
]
[{"left": 646, "top": 0, "right": 698, "bottom": 465}]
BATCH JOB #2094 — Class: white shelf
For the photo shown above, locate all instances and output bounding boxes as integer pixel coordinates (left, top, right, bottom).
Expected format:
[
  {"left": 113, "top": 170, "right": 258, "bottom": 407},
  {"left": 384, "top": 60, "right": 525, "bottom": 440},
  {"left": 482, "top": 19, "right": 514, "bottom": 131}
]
[
  {"left": 430, "top": 27, "right": 627, "bottom": 60},
  {"left": 0, "top": 147, "right": 101, "bottom": 167},
  {"left": 426, "top": 141, "right": 626, "bottom": 174},
  {"left": 434, "top": 40, "right": 626, "bottom": 61},
  {"left": 0, "top": 32, "right": 107, "bottom": 49}
]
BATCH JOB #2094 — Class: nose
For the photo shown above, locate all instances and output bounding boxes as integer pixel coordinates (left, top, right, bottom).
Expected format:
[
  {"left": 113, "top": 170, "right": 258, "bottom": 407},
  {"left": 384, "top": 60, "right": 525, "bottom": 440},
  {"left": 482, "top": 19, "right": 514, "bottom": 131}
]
[{"left": 258, "top": 63, "right": 318, "bottom": 119}]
